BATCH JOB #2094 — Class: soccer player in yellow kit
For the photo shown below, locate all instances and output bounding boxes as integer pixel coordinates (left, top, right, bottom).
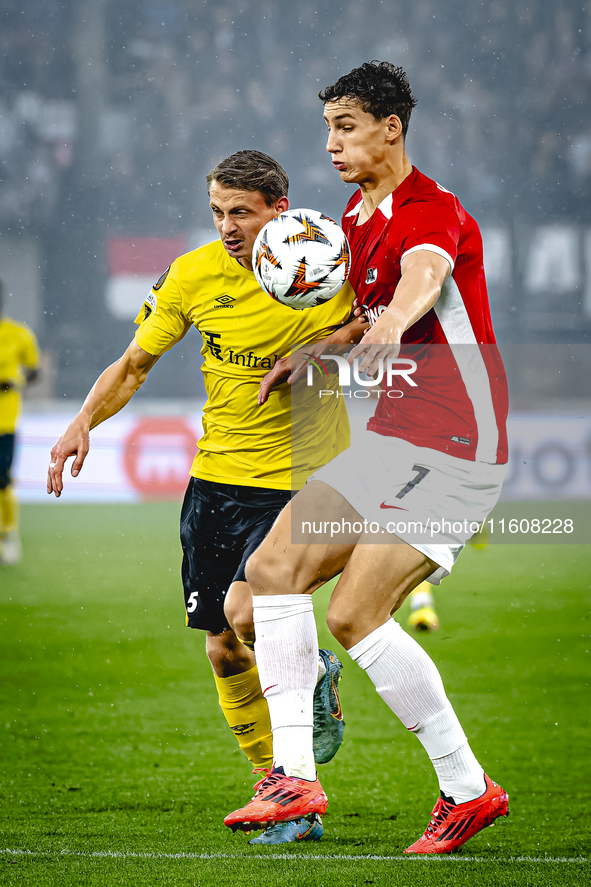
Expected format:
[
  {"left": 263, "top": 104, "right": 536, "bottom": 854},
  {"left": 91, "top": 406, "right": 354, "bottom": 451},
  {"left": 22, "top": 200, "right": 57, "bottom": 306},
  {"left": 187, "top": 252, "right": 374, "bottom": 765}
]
[
  {"left": 0, "top": 280, "right": 40, "bottom": 565},
  {"left": 47, "top": 150, "right": 368, "bottom": 844}
]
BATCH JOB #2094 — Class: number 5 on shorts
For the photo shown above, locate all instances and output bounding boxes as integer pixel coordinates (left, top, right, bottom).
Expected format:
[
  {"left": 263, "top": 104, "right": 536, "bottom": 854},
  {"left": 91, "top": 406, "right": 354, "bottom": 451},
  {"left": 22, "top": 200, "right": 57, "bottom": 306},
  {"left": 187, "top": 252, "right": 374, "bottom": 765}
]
[{"left": 186, "top": 591, "right": 199, "bottom": 613}]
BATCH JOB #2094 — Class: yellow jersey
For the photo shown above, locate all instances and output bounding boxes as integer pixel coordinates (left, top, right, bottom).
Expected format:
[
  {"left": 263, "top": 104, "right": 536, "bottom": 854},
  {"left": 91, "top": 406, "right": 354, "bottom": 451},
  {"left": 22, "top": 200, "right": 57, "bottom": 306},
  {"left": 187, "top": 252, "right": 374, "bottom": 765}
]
[
  {"left": 0, "top": 318, "right": 40, "bottom": 435},
  {"left": 135, "top": 240, "right": 354, "bottom": 489}
]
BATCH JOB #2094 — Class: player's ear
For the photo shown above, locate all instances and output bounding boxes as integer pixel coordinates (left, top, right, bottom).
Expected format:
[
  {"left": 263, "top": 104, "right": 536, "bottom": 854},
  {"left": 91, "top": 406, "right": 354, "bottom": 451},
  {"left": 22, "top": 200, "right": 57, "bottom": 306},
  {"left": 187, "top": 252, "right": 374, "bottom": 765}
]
[
  {"left": 275, "top": 196, "right": 289, "bottom": 215},
  {"left": 386, "top": 114, "right": 403, "bottom": 143}
]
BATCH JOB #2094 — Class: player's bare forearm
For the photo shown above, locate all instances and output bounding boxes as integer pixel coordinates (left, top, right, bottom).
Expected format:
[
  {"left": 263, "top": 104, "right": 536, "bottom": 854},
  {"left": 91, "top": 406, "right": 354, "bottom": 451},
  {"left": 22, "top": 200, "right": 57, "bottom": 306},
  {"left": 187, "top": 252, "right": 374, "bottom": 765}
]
[
  {"left": 381, "top": 262, "right": 447, "bottom": 339},
  {"left": 47, "top": 341, "right": 158, "bottom": 497},
  {"left": 84, "top": 352, "right": 156, "bottom": 429},
  {"left": 322, "top": 311, "right": 370, "bottom": 346},
  {"left": 351, "top": 251, "right": 450, "bottom": 374},
  {"left": 257, "top": 312, "right": 369, "bottom": 405}
]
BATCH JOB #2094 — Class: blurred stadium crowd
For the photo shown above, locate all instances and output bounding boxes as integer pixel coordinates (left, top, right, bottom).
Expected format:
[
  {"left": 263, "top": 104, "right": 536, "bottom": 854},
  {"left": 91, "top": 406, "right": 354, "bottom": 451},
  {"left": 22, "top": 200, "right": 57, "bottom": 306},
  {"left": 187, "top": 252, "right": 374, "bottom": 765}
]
[{"left": 1, "top": 0, "right": 590, "bottom": 397}]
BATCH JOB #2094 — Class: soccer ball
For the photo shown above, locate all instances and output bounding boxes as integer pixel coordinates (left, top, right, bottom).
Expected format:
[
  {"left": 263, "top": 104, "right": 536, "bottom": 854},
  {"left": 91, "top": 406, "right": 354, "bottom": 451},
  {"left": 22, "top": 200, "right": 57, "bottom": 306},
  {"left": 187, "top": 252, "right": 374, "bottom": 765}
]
[{"left": 252, "top": 208, "right": 350, "bottom": 309}]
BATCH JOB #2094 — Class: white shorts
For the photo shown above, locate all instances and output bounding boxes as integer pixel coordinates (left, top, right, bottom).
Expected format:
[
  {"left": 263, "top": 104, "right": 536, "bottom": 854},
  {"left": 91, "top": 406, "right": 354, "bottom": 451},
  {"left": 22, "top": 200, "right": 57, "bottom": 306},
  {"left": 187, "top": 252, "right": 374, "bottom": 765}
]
[{"left": 309, "top": 430, "right": 507, "bottom": 584}]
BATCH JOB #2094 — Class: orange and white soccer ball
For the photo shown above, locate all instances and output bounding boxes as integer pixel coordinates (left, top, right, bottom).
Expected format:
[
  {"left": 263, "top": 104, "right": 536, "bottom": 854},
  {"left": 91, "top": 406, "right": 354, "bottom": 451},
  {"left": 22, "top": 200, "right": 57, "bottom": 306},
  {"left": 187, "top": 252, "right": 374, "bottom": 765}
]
[{"left": 252, "top": 208, "right": 350, "bottom": 309}]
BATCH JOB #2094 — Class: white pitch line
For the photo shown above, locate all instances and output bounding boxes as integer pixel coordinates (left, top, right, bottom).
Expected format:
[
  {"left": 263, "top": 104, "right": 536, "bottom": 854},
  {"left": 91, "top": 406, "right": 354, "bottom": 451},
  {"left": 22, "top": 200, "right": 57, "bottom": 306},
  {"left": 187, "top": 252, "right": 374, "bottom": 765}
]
[{"left": 1, "top": 849, "right": 588, "bottom": 863}]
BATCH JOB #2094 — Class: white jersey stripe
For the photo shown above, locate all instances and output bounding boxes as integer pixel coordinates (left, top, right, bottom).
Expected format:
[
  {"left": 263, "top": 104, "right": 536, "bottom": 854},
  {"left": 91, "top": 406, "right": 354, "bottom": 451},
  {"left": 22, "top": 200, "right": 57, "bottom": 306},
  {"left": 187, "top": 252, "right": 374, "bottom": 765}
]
[
  {"left": 434, "top": 276, "right": 478, "bottom": 345},
  {"left": 344, "top": 198, "right": 363, "bottom": 218},
  {"left": 434, "top": 276, "right": 499, "bottom": 462},
  {"left": 401, "top": 243, "right": 455, "bottom": 272},
  {"left": 377, "top": 193, "right": 394, "bottom": 219}
]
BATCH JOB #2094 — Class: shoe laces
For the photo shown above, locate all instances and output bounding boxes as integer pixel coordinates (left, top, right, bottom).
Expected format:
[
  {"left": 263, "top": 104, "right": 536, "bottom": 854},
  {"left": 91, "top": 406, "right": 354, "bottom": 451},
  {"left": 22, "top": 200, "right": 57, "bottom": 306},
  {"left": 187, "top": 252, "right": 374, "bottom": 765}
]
[
  {"left": 251, "top": 768, "right": 285, "bottom": 795},
  {"left": 424, "top": 797, "right": 453, "bottom": 836}
]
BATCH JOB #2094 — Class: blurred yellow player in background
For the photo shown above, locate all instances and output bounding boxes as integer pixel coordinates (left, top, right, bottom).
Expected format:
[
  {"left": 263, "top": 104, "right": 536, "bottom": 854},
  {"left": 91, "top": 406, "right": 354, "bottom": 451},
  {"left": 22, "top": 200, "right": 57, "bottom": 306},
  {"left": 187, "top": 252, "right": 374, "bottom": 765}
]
[
  {"left": 408, "top": 581, "right": 440, "bottom": 632},
  {"left": 408, "top": 527, "right": 489, "bottom": 632},
  {"left": 0, "top": 279, "right": 40, "bottom": 565}
]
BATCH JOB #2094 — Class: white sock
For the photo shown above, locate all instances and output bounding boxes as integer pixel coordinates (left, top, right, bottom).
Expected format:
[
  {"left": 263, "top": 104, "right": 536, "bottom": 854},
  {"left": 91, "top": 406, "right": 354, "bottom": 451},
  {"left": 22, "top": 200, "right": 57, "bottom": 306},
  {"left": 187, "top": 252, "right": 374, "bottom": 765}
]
[
  {"left": 253, "top": 594, "right": 317, "bottom": 781},
  {"left": 348, "top": 619, "right": 484, "bottom": 802},
  {"left": 431, "top": 742, "right": 485, "bottom": 804}
]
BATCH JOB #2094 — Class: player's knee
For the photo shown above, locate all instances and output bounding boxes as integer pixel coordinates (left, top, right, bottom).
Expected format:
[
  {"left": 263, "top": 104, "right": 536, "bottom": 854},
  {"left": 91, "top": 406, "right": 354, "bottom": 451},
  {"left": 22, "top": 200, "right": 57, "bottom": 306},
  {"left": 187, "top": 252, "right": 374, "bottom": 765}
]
[
  {"left": 245, "top": 548, "right": 284, "bottom": 596},
  {"left": 326, "top": 606, "right": 356, "bottom": 650},
  {"left": 224, "top": 587, "right": 255, "bottom": 644}
]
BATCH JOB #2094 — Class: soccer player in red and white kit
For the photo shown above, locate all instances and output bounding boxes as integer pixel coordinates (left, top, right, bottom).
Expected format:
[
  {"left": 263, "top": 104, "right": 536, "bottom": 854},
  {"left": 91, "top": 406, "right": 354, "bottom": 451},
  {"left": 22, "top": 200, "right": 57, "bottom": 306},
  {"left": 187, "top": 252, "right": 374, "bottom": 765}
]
[{"left": 224, "top": 61, "right": 510, "bottom": 853}]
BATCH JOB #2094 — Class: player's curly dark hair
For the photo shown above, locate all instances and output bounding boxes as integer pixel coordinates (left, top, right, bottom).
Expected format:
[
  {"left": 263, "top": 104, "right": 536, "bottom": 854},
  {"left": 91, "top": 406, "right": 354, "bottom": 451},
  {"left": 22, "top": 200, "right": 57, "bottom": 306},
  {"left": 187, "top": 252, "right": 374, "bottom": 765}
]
[
  {"left": 207, "top": 150, "right": 289, "bottom": 205},
  {"left": 319, "top": 60, "right": 417, "bottom": 136}
]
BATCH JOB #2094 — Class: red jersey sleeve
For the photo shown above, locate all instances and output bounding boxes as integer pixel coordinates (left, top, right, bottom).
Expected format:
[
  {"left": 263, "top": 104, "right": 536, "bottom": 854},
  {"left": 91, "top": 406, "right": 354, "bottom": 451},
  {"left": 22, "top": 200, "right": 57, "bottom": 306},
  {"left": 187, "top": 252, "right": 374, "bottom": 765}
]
[{"left": 397, "top": 199, "right": 460, "bottom": 271}]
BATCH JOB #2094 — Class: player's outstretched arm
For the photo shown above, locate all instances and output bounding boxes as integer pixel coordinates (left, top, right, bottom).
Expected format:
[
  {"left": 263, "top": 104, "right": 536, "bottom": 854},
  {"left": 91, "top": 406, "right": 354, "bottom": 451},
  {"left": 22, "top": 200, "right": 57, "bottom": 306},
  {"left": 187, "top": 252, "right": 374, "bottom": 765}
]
[
  {"left": 257, "top": 310, "right": 369, "bottom": 405},
  {"left": 47, "top": 341, "right": 159, "bottom": 497},
  {"left": 350, "top": 250, "right": 450, "bottom": 376}
]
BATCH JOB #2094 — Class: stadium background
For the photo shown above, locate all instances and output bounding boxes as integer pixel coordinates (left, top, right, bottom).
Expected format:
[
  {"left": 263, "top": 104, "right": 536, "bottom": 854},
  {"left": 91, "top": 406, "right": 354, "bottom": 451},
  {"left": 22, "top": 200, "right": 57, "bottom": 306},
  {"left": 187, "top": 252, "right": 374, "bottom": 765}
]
[
  {"left": 1, "top": 1, "right": 590, "bottom": 884},
  {"left": 2, "top": 0, "right": 591, "bottom": 396}
]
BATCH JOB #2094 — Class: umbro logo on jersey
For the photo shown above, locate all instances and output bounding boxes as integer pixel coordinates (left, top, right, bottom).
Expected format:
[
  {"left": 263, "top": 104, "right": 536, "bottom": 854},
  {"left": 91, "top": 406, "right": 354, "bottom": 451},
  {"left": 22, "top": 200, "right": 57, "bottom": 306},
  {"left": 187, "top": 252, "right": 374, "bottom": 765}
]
[
  {"left": 214, "top": 294, "right": 236, "bottom": 308},
  {"left": 365, "top": 267, "right": 378, "bottom": 284}
]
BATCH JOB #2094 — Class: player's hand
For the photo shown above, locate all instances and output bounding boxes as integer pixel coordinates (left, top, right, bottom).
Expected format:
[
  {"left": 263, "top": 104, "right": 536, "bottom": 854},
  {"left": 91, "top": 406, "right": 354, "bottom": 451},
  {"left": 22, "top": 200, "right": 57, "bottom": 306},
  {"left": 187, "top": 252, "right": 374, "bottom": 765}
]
[
  {"left": 258, "top": 356, "right": 292, "bottom": 405},
  {"left": 340, "top": 311, "right": 370, "bottom": 343},
  {"left": 352, "top": 298, "right": 365, "bottom": 318},
  {"left": 348, "top": 312, "right": 402, "bottom": 376},
  {"left": 47, "top": 419, "right": 90, "bottom": 497},
  {"left": 348, "top": 341, "right": 401, "bottom": 377},
  {"left": 258, "top": 346, "right": 324, "bottom": 403},
  {"left": 328, "top": 300, "right": 370, "bottom": 345}
]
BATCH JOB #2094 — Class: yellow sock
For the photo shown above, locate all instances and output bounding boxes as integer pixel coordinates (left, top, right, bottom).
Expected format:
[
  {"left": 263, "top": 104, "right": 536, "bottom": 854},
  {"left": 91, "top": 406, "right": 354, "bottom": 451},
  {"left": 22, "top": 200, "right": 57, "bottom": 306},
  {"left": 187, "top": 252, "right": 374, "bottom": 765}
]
[
  {"left": 214, "top": 665, "right": 273, "bottom": 769},
  {"left": 0, "top": 486, "right": 18, "bottom": 534}
]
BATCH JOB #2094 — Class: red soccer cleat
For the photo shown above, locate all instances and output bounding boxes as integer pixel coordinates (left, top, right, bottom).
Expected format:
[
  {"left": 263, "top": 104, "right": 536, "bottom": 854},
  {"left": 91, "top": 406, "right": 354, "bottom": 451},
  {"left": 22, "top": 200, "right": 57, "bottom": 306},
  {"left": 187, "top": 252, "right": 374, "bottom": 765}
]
[
  {"left": 404, "top": 773, "right": 509, "bottom": 854},
  {"left": 224, "top": 767, "right": 328, "bottom": 833}
]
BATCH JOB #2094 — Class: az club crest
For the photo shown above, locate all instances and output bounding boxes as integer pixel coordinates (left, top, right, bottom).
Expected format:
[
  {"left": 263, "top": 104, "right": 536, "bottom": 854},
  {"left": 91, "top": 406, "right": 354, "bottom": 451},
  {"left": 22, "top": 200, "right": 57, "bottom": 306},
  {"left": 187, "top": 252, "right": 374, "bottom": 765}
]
[{"left": 365, "top": 267, "right": 378, "bottom": 284}]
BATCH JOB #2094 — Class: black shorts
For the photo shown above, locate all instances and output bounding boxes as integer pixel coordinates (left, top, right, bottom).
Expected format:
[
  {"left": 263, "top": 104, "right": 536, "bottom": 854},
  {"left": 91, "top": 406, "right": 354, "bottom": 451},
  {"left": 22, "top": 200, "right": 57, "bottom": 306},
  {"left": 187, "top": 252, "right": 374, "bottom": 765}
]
[
  {"left": 180, "top": 477, "right": 292, "bottom": 634},
  {"left": 0, "top": 434, "right": 15, "bottom": 489}
]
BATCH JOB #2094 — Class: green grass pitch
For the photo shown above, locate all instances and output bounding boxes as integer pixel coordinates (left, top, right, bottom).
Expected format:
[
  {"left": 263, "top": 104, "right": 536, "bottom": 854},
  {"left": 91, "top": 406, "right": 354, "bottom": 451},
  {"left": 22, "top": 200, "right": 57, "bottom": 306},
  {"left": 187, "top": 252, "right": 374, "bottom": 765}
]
[{"left": 1, "top": 503, "right": 589, "bottom": 886}]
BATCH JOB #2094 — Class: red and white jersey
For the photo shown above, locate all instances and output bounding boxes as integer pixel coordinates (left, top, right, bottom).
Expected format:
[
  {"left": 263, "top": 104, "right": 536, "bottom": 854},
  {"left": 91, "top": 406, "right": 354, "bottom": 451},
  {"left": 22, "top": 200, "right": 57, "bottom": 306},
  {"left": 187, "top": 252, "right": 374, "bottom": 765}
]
[{"left": 342, "top": 167, "right": 508, "bottom": 464}]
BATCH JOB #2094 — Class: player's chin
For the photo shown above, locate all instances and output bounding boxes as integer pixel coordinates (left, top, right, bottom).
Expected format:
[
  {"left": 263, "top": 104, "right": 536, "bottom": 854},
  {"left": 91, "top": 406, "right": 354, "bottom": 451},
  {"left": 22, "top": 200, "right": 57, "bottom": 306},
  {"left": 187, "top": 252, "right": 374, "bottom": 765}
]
[{"left": 337, "top": 168, "right": 357, "bottom": 183}]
